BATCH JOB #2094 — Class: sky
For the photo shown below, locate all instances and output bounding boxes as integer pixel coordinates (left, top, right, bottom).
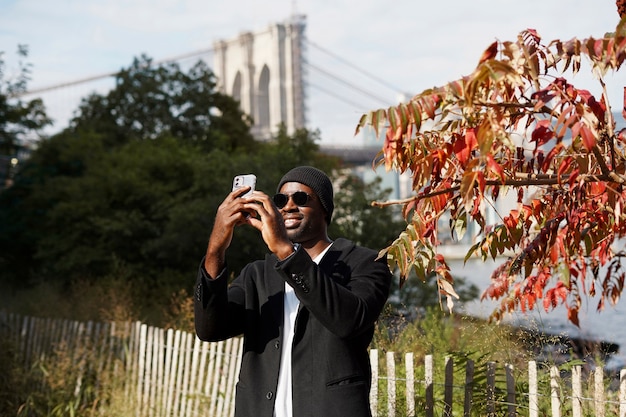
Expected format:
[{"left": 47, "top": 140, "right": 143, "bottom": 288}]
[{"left": 1, "top": 0, "right": 626, "bottom": 146}]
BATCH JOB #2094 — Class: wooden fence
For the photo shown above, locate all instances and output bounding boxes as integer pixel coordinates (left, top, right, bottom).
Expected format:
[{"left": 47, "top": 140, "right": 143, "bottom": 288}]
[{"left": 2, "top": 312, "right": 626, "bottom": 416}]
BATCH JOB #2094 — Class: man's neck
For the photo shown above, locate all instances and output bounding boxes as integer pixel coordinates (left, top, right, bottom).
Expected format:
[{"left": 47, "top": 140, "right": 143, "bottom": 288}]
[{"left": 302, "top": 237, "right": 333, "bottom": 260}]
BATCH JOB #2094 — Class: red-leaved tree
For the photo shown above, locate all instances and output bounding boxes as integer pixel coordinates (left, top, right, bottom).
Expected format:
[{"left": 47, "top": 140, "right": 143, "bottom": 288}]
[{"left": 358, "top": 10, "right": 626, "bottom": 326}]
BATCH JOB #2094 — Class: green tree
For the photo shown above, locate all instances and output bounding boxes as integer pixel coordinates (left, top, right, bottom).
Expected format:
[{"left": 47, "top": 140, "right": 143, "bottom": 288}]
[
  {"left": 0, "top": 45, "right": 50, "bottom": 188},
  {"left": 329, "top": 174, "right": 404, "bottom": 251},
  {"left": 0, "top": 55, "right": 256, "bottom": 293},
  {"left": 70, "top": 54, "right": 255, "bottom": 151}
]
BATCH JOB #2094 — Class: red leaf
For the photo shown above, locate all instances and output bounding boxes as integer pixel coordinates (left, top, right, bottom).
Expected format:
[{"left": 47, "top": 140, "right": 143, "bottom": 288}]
[
  {"left": 531, "top": 120, "right": 554, "bottom": 146},
  {"left": 580, "top": 124, "right": 597, "bottom": 150},
  {"left": 543, "top": 281, "right": 568, "bottom": 312},
  {"left": 478, "top": 41, "right": 498, "bottom": 64},
  {"left": 476, "top": 171, "right": 486, "bottom": 194},
  {"left": 486, "top": 154, "right": 505, "bottom": 182},
  {"left": 557, "top": 156, "right": 573, "bottom": 179},
  {"left": 567, "top": 306, "right": 580, "bottom": 327},
  {"left": 578, "top": 89, "right": 606, "bottom": 121},
  {"left": 453, "top": 133, "right": 471, "bottom": 165},
  {"left": 549, "top": 239, "right": 559, "bottom": 264},
  {"left": 465, "top": 128, "right": 478, "bottom": 149},
  {"left": 421, "top": 94, "right": 441, "bottom": 119},
  {"left": 460, "top": 170, "right": 480, "bottom": 207},
  {"left": 590, "top": 181, "right": 606, "bottom": 196}
]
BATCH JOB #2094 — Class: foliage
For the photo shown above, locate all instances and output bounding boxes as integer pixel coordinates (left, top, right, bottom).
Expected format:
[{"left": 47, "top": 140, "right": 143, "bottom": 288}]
[
  {"left": 0, "top": 45, "right": 51, "bottom": 187},
  {"left": 0, "top": 54, "right": 254, "bottom": 292},
  {"left": 0, "top": 339, "right": 30, "bottom": 416},
  {"left": 70, "top": 55, "right": 255, "bottom": 152},
  {"left": 1, "top": 333, "right": 132, "bottom": 417},
  {"left": 329, "top": 174, "right": 405, "bottom": 250},
  {"left": 374, "top": 308, "right": 528, "bottom": 365},
  {"left": 358, "top": 17, "right": 626, "bottom": 326}
]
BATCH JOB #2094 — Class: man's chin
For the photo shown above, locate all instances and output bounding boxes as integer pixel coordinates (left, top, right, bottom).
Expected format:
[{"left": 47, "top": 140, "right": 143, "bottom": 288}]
[{"left": 286, "top": 229, "right": 303, "bottom": 242}]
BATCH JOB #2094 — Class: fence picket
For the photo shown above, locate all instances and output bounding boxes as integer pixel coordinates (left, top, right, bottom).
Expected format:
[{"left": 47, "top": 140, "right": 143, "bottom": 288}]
[
  {"left": 572, "top": 365, "right": 583, "bottom": 417},
  {"left": 206, "top": 340, "right": 221, "bottom": 417},
  {"left": 21, "top": 315, "right": 31, "bottom": 366},
  {"left": 486, "top": 361, "right": 496, "bottom": 417},
  {"left": 95, "top": 322, "right": 108, "bottom": 376},
  {"left": 405, "top": 352, "right": 415, "bottom": 417},
  {"left": 123, "top": 321, "right": 136, "bottom": 400},
  {"left": 463, "top": 359, "right": 474, "bottom": 417},
  {"left": 173, "top": 330, "right": 185, "bottom": 416},
  {"left": 180, "top": 331, "right": 193, "bottom": 417},
  {"left": 217, "top": 338, "right": 234, "bottom": 417},
  {"left": 370, "top": 349, "right": 378, "bottom": 417},
  {"left": 550, "top": 365, "right": 561, "bottom": 417},
  {"left": 444, "top": 356, "right": 453, "bottom": 417},
  {"left": 164, "top": 328, "right": 176, "bottom": 417},
  {"left": 127, "top": 321, "right": 140, "bottom": 401},
  {"left": 146, "top": 326, "right": 154, "bottom": 417},
  {"left": 154, "top": 327, "right": 164, "bottom": 417},
  {"left": 50, "top": 317, "right": 63, "bottom": 358},
  {"left": 529, "top": 360, "right": 538, "bottom": 417},
  {"left": 193, "top": 339, "right": 209, "bottom": 417},
  {"left": 386, "top": 351, "right": 396, "bottom": 417},
  {"left": 425, "top": 354, "right": 434, "bottom": 417},
  {"left": 595, "top": 365, "right": 606, "bottom": 417},
  {"left": 620, "top": 369, "right": 626, "bottom": 417},
  {"left": 73, "top": 321, "right": 91, "bottom": 399},
  {"left": 505, "top": 363, "right": 515, "bottom": 417},
  {"left": 30, "top": 317, "right": 41, "bottom": 365},
  {"left": 225, "top": 338, "right": 243, "bottom": 417},
  {"left": 150, "top": 326, "right": 159, "bottom": 417}
]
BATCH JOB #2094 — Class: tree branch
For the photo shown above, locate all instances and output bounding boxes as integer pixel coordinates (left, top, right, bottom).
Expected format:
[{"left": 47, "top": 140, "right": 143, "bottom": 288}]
[{"left": 371, "top": 170, "right": 626, "bottom": 208}]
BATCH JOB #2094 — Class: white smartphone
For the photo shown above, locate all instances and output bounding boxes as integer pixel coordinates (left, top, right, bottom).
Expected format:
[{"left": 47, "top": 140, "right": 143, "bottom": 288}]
[{"left": 232, "top": 174, "right": 256, "bottom": 197}]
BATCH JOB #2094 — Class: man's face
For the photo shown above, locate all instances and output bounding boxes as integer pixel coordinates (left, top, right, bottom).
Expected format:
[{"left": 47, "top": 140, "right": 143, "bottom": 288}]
[{"left": 276, "top": 182, "right": 328, "bottom": 244}]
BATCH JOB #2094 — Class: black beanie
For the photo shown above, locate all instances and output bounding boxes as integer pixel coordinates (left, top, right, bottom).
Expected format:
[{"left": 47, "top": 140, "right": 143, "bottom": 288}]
[{"left": 277, "top": 166, "right": 334, "bottom": 224}]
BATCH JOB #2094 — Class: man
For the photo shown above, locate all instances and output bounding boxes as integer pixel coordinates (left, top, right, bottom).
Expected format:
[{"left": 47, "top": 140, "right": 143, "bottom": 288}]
[{"left": 194, "top": 166, "right": 392, "bottom": 417}]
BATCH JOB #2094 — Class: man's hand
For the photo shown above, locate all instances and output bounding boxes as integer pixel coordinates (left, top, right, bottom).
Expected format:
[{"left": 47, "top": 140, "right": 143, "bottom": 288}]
[
  {"left": 204, "top": 186, "right": 256, "bottom": 277},
  {"left": 243, "top": 191, "right": 295, "bottom": 260}
]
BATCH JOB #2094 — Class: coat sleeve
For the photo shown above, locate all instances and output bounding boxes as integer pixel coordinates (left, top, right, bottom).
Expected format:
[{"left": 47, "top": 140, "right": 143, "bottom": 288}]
[
  {"left": 194, "top": 258, "right": 247, "bottom": 342},
  {"left": 276, "top": 241, "right": 392, "bottom": 339}
]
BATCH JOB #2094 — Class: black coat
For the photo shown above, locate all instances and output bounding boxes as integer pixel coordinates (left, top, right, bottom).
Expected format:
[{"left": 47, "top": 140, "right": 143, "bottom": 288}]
[{"left": 194, "top": 238, "right": 392, "bottom": 417}]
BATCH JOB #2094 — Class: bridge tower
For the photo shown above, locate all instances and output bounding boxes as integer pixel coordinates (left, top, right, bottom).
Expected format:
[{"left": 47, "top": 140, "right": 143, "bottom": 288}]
[{"left": 213, "top": 16, "right": 307, "bottom": 140}]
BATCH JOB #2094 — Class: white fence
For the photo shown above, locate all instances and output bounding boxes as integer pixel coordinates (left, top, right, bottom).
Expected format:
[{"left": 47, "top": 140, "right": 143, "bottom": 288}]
[{"left": 2, "top": 312, "right": 626, "bottom": 416}]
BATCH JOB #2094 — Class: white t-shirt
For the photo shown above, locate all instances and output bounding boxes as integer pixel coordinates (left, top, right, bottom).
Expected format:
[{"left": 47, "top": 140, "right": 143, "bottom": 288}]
[{"left": 274, "top": 244, "right": 332, "bottom": 417}]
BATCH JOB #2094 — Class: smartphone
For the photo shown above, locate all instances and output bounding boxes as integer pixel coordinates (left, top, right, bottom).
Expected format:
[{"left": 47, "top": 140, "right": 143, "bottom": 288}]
[{"left": 232, "top": 174, "right": 256, "bottom": 197}]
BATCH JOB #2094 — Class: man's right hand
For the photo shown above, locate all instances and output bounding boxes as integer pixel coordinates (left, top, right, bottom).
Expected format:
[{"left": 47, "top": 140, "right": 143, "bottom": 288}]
[{"left": 204, "top": 186, "right": 254, "bottom": 278}]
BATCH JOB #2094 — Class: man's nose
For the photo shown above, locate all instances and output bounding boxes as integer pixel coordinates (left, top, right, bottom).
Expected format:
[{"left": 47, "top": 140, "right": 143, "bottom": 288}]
[{"left": 282, "top": 196, "right": 298, "bottom": 210}]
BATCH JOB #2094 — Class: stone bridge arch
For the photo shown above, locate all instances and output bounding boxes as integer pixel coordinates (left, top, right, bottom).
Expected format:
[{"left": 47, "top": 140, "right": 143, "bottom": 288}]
[{"left": 213, "top": 16, "right": 306, "bottom": 140}]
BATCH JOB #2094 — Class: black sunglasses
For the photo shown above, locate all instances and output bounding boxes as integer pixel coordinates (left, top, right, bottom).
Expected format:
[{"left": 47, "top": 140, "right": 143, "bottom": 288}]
[{"left": 273, "top": 191, "right": 312, "bottom": 209}]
